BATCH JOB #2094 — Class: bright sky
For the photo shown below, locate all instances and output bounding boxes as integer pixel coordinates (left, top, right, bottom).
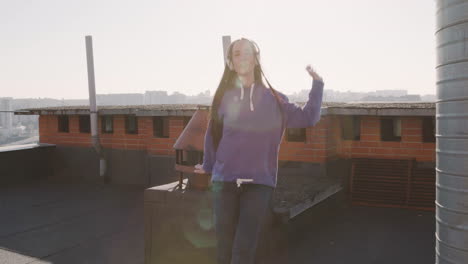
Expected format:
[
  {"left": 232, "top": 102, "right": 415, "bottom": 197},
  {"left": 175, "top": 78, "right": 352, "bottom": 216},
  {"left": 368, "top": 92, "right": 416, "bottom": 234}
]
[{"left": 1, "top": 0, "right": 436, "bottom": 99}]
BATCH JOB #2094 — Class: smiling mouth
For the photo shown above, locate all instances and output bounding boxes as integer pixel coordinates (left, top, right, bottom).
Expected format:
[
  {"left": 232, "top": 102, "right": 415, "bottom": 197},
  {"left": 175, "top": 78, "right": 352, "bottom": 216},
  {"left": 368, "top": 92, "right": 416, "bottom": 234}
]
[{"left": 239, "top": 62, "right": 250, "bottom": 69}]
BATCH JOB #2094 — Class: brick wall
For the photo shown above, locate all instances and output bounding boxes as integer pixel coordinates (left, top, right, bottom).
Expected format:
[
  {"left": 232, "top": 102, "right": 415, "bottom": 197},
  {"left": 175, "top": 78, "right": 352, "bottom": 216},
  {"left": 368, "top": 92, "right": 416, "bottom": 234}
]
[
  {"left": 40, "top": 115, "right": 92, "bottom": 146},
  {"left": 147, "top": 118, "right": 184, "bottom": 155},
  {"left": 40, "top": 114, "right": 333, "bottom": 163},
  {"left": 39, "top": 114, "right": 436, "bottom": 163},
  {"left": 39, "top": 115, "right": 186, "bottom": 155},
  {"left": 278, "top": 116, "right": 333, "bottom": 163},
  {"left": 335, "top": 116, "right": 435, "bottom": 162}
]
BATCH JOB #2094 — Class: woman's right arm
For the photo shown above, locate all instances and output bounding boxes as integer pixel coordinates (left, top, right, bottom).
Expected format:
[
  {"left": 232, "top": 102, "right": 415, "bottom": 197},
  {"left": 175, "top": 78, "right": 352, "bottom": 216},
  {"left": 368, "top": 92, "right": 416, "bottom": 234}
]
[{"left": 201, "top": 119, "right": 215, "bottom": 174}]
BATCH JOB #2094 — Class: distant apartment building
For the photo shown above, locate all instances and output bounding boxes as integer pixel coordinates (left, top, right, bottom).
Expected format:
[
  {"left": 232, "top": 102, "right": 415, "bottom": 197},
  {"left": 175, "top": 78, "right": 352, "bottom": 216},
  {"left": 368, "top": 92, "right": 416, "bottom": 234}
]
[
  {"left": 144, "top": 91, "right": 169, "bottom": 104},
  {"left": 373, "top": 89, "right": 408, "bottom": 97},
  {"left": 97, "top": 93, "right": 144, "bottom": 106},
  {"left": 322, "top": 89, "right": 432, "bottom": 103},
  {"left": 0, "top": 97, "right": 13, "bottom": 129}
]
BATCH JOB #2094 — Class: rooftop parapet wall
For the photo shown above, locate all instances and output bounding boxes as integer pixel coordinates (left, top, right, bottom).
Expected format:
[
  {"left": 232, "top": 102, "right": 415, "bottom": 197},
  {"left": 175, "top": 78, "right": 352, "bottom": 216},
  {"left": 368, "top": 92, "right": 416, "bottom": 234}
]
[
  {"left": 16, "top": 104, "right": 200, "bottom": 116},
  {"left": 31, "top": 102, "right": 436, "bottom": 163},
  {"left": 16, "top": 102, "right": 435, "bottom": 117}
]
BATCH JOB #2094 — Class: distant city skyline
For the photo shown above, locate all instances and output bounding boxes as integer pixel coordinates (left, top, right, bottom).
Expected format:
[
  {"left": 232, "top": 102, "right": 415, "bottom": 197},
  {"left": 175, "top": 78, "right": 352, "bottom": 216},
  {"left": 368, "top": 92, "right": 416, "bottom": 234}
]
[
  {"left": 2, "top": 0, "right": 436, "bottom": 99},
  {"left": 1, "top": 87, "right": 435, "bottom": 102},
  {"left": 1, "top": 88, "right": 435, "bottom": 112}
]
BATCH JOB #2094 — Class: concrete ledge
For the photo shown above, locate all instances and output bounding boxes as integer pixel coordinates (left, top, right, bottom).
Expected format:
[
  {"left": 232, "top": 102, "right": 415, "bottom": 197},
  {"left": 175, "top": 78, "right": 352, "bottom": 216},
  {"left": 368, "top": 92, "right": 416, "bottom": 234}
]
[
  {"left": 0, "top": 143, "right": 55, "bottom": 153},
  {"left": 289, "top": 184, "right": 343, "bottom": 218},
  {"left": 0, "top": 144, "right": 55, "bottom": 184},
  {"left": 327, "top": 107, "right": 435, "bottom": 116},
  {"left": 144, "top": 181, "right": 216, "bottom": 264},
  {"left": 144, "top": 179, "right": 345, "bottom": 263}
]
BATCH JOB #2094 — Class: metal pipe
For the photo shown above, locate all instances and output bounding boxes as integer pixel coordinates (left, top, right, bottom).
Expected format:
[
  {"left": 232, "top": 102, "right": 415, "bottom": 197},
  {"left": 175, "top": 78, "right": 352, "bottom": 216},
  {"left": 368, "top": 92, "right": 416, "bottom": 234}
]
[
  {"left": 436, "top": 1, "right": 468, "bottom": 263},
  {"left": 222, "top": 35, "right": 231, "bottom": 64},
  {"left": 85, "top": 35, "right": 107, "bottom": 178}
]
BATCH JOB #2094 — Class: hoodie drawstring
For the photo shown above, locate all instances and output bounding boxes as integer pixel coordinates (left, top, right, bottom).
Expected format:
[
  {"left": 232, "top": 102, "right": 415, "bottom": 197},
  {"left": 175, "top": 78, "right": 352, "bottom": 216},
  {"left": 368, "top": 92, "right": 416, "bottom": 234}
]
[
  {"left": 240, "top": 83, "right": 255, "bottom": 111},
  {"left": 249, "top": 84, "right": 255, "bottom": 111},
  {"left": 240, "top": 84, "right": 244, "bottom": 100}
]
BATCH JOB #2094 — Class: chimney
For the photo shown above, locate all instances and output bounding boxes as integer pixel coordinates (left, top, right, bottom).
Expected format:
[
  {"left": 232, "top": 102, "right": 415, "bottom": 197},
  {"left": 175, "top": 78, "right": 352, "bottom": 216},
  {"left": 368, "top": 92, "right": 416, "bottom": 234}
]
[
  {"left": 171, "top": 36, "right": 231, "bottom": 190},
  {"left": 173, "top": 106, "right": 210, "bottom": 190}
]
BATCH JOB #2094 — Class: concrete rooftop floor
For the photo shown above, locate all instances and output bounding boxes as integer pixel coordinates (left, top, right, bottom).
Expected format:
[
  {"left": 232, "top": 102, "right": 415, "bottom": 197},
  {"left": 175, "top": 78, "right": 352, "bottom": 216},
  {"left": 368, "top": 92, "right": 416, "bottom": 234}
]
[
  {"left": 267, "top": 194, "right": 435, "bottom": 264},
  {"left": 0, "top": 183, "right": 144, "bottom": 264},
  {"left": 0, "top": 183, "right": 434, "bottom": 264}
]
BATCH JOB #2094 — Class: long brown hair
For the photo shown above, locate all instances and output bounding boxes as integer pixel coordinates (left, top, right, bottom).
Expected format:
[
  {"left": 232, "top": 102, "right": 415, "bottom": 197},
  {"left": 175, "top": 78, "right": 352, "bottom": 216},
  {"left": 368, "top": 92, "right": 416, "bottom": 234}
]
[{"left": 209, "top": 38, "right": 285, "bottom": 151}]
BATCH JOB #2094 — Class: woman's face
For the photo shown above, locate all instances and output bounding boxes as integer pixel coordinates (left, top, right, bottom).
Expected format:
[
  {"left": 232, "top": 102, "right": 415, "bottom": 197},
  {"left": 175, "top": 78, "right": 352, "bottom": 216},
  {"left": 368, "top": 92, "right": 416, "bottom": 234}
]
[{"left": 231, "top": 40, "right": 256, "bottom": 76}]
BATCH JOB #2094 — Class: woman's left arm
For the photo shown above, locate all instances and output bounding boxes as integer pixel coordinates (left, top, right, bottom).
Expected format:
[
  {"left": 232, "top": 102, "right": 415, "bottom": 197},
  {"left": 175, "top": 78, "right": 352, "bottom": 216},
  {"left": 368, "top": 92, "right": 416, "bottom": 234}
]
[{"left": 283, "top": 65, "right": 324, "bottom": 128}]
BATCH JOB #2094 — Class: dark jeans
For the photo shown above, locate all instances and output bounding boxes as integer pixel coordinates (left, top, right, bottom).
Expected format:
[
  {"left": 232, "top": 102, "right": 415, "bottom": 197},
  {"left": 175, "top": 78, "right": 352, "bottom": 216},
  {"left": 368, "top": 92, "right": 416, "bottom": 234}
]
[{"left": 212, "top": 181, "right": 273, "bottom": 264}]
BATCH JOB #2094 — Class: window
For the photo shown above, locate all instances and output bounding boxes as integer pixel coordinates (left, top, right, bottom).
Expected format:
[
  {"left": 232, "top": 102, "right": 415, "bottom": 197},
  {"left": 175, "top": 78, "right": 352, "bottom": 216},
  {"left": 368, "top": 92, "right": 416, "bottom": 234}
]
[
  {"left": 381, "top": 117, "right": 401, "bottom": 142},
  {"left": 176, "top": 150, "right": 203, "bottom": 166},
  {"left": 101, "top": 116, "right": 113, "bottom": 134},
  {"left": 342, "top": 116, "right": 361, "bottom": 140},
  {"left": 153, "top": 116, "right": 169, "bottom": 138},
  {"left": 422, "top": 117, "right": 435, "bottom": 143},
  {"left": 183, "top": 150, "right": 203, "bottom": 166},
  {"left": 125, "top": 115, "right": 138, "bottom": 134},
  {"left": 287, "top": 128, "right": 306, "bottom": 142},
  {"left": 79, "top": 115, "right": 91, "bottom": 133},
  {"left": 58, "top": 115, "right": 69, "bottom": 133},
  {"left": 183, "top": 116, "right": 191, "bottom": 129}
]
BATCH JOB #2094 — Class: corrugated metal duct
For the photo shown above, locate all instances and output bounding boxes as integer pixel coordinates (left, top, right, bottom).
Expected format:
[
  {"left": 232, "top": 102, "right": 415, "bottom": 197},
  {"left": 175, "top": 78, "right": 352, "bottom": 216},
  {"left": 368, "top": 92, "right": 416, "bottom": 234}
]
[{"left": 436, "top": 1, "right": 468, "bottom": 263}]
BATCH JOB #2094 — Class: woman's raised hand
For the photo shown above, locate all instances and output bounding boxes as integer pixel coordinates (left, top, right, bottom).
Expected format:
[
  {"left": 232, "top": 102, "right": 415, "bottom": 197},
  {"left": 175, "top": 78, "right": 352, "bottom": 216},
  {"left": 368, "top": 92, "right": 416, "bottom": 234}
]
[
  {"left": 194, "top": 163, "right": 206, "bottom": 174},
  {"left": 306, "top": 65, "right": 323, "bottom": 81}
]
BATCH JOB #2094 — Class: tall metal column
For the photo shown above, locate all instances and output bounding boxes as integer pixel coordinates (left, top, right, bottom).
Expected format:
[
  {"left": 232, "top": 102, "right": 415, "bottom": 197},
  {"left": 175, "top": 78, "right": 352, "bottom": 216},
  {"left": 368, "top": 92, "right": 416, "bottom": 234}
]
[
  {"left": 85, "top": 35, "right": 106, "bottom": 178},
  {"left": 222, "top": 35, "right": 231, "bottom": 64},
  {"left": 436, "top": 1, "right": 468, "bottom": 263}
]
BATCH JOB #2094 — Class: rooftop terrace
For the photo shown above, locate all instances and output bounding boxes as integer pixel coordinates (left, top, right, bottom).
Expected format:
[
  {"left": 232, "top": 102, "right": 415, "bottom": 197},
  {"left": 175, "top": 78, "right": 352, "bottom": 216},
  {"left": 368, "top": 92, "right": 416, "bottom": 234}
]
[
  {"left": 0, "top": 182, "right": 434, "bottom": 264},
  {"left": 0, "top": 142, "right": 435, "bottom": 264}
]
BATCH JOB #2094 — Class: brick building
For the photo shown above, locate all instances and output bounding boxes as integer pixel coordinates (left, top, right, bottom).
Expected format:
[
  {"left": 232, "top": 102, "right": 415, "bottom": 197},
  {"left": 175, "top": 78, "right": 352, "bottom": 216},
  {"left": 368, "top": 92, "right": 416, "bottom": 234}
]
[{"left": 16, "top": 102, "right": 436, "bottom": 210}]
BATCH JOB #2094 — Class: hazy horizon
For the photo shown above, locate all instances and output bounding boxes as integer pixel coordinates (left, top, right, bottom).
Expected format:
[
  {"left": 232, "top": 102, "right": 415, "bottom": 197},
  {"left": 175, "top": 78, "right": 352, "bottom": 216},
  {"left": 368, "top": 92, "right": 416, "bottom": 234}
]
[
  {"left": 2, "top": 0, "right": 436, "bottom": 100},
  {"left": 5, "top": 88, "right": 436, "bottom": 101}
]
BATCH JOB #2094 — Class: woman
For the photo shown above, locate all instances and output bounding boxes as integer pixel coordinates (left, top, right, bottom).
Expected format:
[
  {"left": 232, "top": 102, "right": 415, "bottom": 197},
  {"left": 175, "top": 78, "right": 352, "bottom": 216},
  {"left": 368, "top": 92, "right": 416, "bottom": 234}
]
[{"left": 194, "top": 38, "right": 324, "bottom": 264}]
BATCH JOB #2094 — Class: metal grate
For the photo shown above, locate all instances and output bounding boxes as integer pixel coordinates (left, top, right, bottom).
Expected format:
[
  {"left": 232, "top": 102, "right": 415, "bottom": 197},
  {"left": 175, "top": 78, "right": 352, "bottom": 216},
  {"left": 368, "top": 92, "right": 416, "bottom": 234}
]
[
  {"left": 350, "top": 158, "right": 434, "bottom": 211},
  {"left": 407, "top": 166, "right": 435, "bottom": 210}
]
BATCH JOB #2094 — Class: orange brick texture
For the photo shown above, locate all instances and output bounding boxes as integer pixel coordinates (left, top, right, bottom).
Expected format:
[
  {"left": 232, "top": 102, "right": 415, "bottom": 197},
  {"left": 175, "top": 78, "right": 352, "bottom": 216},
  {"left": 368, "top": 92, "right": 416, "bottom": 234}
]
[
  {"left": 39, "top": 115, "right": 185, "bottom": 156},
  {"left": 39, "top": 115, "right": 435, "bottom": 163},
  {"left": 279, "top": 117, "right": 333, "bottom": 163},
  {"left": 336, "top": 117, "right": 435, "bottom": 162}
]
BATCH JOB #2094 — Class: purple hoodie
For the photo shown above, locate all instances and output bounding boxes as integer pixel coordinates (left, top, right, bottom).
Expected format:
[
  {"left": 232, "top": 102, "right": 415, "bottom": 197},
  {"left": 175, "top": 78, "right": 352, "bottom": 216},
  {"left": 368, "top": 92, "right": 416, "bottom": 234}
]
[{"left": 202, "top": 79, "right": 324, "bottom": 188}]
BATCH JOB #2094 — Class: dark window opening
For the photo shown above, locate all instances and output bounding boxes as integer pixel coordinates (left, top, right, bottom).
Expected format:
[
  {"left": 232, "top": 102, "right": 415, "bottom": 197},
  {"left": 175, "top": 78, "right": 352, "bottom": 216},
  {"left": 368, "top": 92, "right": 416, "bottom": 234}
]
[
  {"left": 125, "top": 115, "right": 138, "bottom": 134},
  {"left": 79, "top": 115, "right": 91, "bottom": 133},
  {"left": 58, "top": 115, "right": 69, "bottom": 133},
  {"left": 183, "top": 116, "right": 191, "bottom": 129},
  {"left": 287, "top": 128, "right": 306, "bottom": 142},
  {"left": 381, "top": 118, "right": 401, "bottom": 142},
  {"left": 177, "top": 150, "right": 203, "bottom": 166},
  {"left": 101, "top": 116, "right": 113, "bottom": 134},
  {"left": 342, "top": 116, "right": 361, "bottom": 140},
  {"left": 153, "top": 116, "right": 170, "bottom": 138},
  {"left": 422, "top": 117, "right": 436, "bottom": 143}
]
